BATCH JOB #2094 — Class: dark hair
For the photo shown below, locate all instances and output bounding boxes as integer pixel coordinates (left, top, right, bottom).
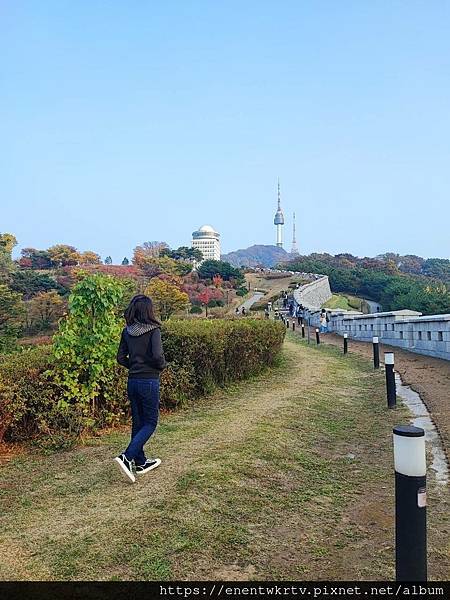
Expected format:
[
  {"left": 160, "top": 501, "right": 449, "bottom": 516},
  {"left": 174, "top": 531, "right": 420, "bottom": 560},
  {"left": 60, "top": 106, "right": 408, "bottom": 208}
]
[{"left": 124, "top": 295, "right": 161, "bottom": 326}]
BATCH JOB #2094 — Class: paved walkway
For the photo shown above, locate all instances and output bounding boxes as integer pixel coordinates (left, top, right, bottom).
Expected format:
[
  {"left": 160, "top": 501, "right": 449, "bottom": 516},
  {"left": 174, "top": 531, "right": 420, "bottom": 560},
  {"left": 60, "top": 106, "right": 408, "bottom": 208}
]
[{"left": 237, "top": 292, "right": 265, "bottom": 313}]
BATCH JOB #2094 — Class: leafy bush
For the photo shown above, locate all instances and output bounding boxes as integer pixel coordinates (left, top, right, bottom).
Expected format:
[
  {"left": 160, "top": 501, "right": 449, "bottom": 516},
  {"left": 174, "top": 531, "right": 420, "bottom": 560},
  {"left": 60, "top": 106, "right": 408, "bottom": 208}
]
[
  {"left": 207, "top": 299, "right": 224, "bottom": 308},
  {"left": 0, "top": 284, "right": 24, "bottom": 353},
  {"left": 52, "top": 274, "right": 126, "bottom": 422},
  {"left": 0, "top": 319, "right": 285, "bottom": 446},
  {"left": 189, "top": 305, "right": 203, "bottom": 314},
  {"left": 162, "top": 319, "right": 285, "bottom": 399},
  {"left": 0, "top": 346, "right": 66, "bottom": 444},
  {"left": 236, "top": 288, "right": 247, "bottom": 297}
]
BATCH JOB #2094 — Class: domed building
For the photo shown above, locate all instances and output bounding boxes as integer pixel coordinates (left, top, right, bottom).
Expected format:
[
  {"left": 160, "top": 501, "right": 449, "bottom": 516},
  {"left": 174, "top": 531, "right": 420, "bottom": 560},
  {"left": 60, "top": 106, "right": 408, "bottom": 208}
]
[{"left": 192, "top": 224, "right": 221, "bottom": 264}]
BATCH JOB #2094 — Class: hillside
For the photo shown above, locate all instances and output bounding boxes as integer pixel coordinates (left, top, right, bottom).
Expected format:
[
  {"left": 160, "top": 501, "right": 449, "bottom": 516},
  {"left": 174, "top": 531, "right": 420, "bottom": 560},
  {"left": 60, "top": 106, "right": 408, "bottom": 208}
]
[
  {"left": 280, "top": 253, "right": 450, "bottom": 315},
  {"left": 222, "top": 244, "right": 289, "bottom": 268}
]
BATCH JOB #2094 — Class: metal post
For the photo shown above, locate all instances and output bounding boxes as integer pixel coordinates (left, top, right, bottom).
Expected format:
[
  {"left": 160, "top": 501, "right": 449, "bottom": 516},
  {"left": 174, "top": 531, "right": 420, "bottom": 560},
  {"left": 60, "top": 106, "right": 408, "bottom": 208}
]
[
  {"left": 393, "top": 425, "right": 427, "bottom": 581},
  {"left": 292, "top": 321, "right": 295, "bottom": 331},
  {"left": 301, "top": 323, "right": 305, "bottom": 338},
  {"left": 373, "top": 336, "right": 380, "bottom": 369},
  {"left": 385, "top": 352, "right": 396, "bottom": 408},
  {"left": 286, "top": 319, "right": 289, "bottom": 329},
  {"left": 307, "top": 317, "right": 310, "bottom": 344},
  {"left": 343, "top": 333, "right": 348, "bottom": 354},
  {"left": 315, "top": 328, "right": 320, "bottom": 345}
]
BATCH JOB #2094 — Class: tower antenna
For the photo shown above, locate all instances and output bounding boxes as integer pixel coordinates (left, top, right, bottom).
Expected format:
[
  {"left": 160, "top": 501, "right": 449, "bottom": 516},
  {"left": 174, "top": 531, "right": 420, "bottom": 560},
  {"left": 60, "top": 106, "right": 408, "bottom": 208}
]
[
  {"left": 291, "top": 212, "right": 299, "bottom": 255},
  {"left": 273, "top": 178, "right": 285, "bottom": 247}
]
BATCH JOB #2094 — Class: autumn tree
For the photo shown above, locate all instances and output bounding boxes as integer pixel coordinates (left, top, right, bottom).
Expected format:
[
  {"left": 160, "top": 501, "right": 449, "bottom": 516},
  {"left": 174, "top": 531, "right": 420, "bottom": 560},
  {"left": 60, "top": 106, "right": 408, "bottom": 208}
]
[
  {"left": 80, "top": 251, "right": 102, "bottom": 265},
  {"left": 134, "top": 252, "right": 191, "bottom": 277},
  {"left": 212, "top": 274, "right": 223, "bottom": 288},
  {"left": 19, "top": 248, "right": 54, "bottom": 269},
  {"left": 0, "top": 233, "right": 17, "bottom": 254},
  {"left": 0, "top": 233, "right": 17, "bottom": 283},
  {"left": 145, "top": 278, "right": 189, "bottom": 320},
  {"left": 197, "top": 260, "right": 244, "bottom": 284},
  {"left": 161, "top": 246, "right": 203, "bottom": 263},
  {"left": 197, "top": 288, "right": 214, "bottom": 317},
  {"left": 132, "top": 241, "right": 169, "bottom": 266},
  {"left": 0, "top": 284, "right": 24, "bottom": 352},
  {"left": 47, "top": 244, "right": 80, "bottom": 268},
  {"left": 27, "top": 290, "right": 66, "bottom": 330}
]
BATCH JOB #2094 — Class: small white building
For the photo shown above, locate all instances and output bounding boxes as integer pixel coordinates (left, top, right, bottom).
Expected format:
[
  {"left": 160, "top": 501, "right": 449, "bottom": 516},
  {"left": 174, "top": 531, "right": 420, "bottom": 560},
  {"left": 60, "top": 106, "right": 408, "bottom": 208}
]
[{"left": 192, "top": 224, "right": 221, "bottom": 264}]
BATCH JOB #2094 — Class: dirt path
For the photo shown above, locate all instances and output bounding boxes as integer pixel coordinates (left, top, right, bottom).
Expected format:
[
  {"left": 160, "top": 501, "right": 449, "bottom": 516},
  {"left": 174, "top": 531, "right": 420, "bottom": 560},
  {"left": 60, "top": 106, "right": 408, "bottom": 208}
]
[
  {"left": 289, "top": 322, "right": 450, "bottom": 459},
  {"left": 1, "top": 338, "right": 448, "bottom": 581}
]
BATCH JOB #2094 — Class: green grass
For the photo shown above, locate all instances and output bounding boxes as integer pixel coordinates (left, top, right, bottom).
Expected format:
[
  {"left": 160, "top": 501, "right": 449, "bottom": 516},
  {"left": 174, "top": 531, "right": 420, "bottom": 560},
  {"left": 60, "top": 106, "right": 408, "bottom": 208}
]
[
  {"left": 323, "top": 293, "right": 364, "bottom": 311},
  {"left": 0, "top": 335, "right": 448, "bottom": 581}
]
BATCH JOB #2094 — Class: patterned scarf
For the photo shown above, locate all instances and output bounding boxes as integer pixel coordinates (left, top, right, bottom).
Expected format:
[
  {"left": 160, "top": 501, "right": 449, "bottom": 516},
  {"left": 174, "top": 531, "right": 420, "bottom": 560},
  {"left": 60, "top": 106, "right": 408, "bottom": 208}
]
[{"left": 126, "top": 322, "right": 159, "bottom": 336}]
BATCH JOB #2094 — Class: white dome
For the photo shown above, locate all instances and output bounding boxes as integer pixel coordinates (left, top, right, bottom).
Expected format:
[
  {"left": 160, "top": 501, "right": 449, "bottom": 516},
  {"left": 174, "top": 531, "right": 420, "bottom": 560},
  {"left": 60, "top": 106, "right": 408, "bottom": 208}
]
[{"left": 198, "top": 224, "right": 216, "bottom": 233}]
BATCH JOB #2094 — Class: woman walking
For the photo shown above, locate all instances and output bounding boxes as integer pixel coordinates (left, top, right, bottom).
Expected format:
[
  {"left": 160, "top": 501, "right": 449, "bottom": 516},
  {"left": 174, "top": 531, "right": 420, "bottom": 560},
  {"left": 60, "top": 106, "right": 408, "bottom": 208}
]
[{"left": 115, "top": 295, "right": 167, "bottom": 483}]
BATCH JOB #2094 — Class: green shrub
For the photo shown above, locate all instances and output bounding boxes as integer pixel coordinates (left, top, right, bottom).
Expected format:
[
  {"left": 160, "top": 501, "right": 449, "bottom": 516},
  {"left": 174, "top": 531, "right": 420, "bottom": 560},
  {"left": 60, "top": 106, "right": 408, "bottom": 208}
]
[
  {"left": 189, "top": 305, "right": 203, "bottom": 314},
  {"left": 52, "top": 274, "right": 125, "bottom": 421},
  {"left": 0, "top": 346, "right": 61, "bottom": 443},
  {"left": 0, "top": 319, "right": 285, "bottom": 447},
  {"left": 207, "top": 299, "right": 224, "bottom": 308},
  {"left": 236, "top": 288, "right": 247, "bottom": 297}
]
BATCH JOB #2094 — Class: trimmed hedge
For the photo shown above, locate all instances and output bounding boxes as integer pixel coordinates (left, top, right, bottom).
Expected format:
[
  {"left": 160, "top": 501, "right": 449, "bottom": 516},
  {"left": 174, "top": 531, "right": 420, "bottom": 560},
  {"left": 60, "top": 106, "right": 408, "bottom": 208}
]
[{"left": 0, "top": 319, "right": 285, "bottom": 448}]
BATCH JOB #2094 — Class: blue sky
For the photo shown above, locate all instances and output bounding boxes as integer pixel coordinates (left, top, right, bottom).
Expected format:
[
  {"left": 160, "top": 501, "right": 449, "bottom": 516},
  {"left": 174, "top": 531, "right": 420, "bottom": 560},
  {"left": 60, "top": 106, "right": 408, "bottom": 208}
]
[{"left": 1, "top": 1, "right": 449, "bottom": 261}]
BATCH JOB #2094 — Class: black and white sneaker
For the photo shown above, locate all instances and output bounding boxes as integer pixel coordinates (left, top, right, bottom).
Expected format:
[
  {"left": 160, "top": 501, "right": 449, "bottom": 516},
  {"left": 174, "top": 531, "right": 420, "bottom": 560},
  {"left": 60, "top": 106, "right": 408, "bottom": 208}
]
[
  {"left": 135, "top": 458, "right": 161, "bottom": 476},
  {"left": 113, "top": 454, "right": 136, "bottom": 483}
]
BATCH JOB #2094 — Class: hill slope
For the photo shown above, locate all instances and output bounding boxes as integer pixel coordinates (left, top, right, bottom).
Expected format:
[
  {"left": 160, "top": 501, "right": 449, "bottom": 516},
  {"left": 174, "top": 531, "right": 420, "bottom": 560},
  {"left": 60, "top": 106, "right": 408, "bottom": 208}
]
[{"left": 222, "top": 245, "right": 289, "bottom": 268}]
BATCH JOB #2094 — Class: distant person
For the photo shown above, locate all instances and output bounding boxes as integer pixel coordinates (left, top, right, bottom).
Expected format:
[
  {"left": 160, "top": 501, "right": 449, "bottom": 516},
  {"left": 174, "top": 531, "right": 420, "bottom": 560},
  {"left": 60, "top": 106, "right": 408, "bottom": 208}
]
[
  {"left": 115, "top": 295, "right": 167, "bottom": 483},
  {"left": 319, "top": 311, "right": 328, "bottom": 334},
  {"left": 289, "top": 302, "right": 295, "bottom": 317},
  {"left": 296, "top": 305, "right": 304, "bottom": 325},
  {"left": 264, "top": 308, "right": 270, "bottom": 319},
  {"left": 242, "top": 306, "right": 246, "bottom": 316},
  {"left": 235, "top": 307, "right": 240, "bottom": 315}
]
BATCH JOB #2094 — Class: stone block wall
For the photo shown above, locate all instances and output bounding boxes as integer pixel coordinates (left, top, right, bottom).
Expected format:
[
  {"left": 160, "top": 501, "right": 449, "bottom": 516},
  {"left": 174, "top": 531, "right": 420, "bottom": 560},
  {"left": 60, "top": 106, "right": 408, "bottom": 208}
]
[
  {"left": 330, "top": 310, "right": 450, "bottom": 361},
  {"left": 293, "top": 275, "right": 332, "bottom": 311}
]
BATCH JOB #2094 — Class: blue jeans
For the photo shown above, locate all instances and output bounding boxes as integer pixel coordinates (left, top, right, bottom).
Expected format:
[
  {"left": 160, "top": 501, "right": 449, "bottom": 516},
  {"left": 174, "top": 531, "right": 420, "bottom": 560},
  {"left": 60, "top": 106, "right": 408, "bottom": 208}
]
[{"left": 124, "top": 378, "right": 160, "bottom": 465}]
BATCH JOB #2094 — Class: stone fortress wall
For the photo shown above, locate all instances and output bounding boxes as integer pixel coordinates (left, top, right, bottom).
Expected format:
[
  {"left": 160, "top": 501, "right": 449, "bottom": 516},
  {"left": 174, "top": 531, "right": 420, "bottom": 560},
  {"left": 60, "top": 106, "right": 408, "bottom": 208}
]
[
  {"left": 291, "top": 275, "right": 450, "bottom": 361},
  {"left": 293, "top": 275, "right": 332, "bottom": 310}
]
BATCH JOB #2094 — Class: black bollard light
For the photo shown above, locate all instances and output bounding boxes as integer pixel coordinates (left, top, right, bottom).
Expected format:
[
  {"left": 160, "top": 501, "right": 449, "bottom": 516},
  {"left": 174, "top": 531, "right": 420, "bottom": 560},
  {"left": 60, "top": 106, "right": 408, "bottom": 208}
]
[
  {"left": 301, "top": 323, "right": 305, "bottom": 338},
  {"left": 292, "top": 321, "right": 295, "bottom": 331},
  {"left": 373, "top": 336, "right": 380, "bottom": 369},
  {"left": 315, "top": 328, "right": 320, "bottom": 345},
  {"left": 286, "top": 319, "right": 289, "bottom": 329},
  {"left": 385, "top": 352, "right": 396, "bottom": 408},
  {"left": 393, "top": 425, "right": 427, "bottom": 581},
  {"left": 343, "top": 333, "right": 348, "bottom": 354}
]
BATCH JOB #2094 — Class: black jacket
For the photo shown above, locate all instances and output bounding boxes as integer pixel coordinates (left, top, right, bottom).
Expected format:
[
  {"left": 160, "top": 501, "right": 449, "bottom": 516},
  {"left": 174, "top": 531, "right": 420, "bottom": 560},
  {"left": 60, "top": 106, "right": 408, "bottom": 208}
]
[{"left": 117, "top": 327, "right": 167, "bottom": 379}]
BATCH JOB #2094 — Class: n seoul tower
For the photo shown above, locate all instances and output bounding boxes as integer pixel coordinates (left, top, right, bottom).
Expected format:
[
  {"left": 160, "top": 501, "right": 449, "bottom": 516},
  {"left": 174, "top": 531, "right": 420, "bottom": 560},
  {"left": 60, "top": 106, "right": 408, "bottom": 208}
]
[{"left": 274, "top": 179, "right": 285, "bottom": 247}]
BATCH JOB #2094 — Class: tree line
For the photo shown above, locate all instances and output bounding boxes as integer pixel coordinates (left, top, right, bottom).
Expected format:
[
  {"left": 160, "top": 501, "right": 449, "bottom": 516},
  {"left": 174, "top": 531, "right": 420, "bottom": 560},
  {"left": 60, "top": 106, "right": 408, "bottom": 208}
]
[
  {"left": 280, "top": 252, "right": 450, "bottom": 315},
  {"left": 0, "top": 233, "right": 247, "bottom": 352}
]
